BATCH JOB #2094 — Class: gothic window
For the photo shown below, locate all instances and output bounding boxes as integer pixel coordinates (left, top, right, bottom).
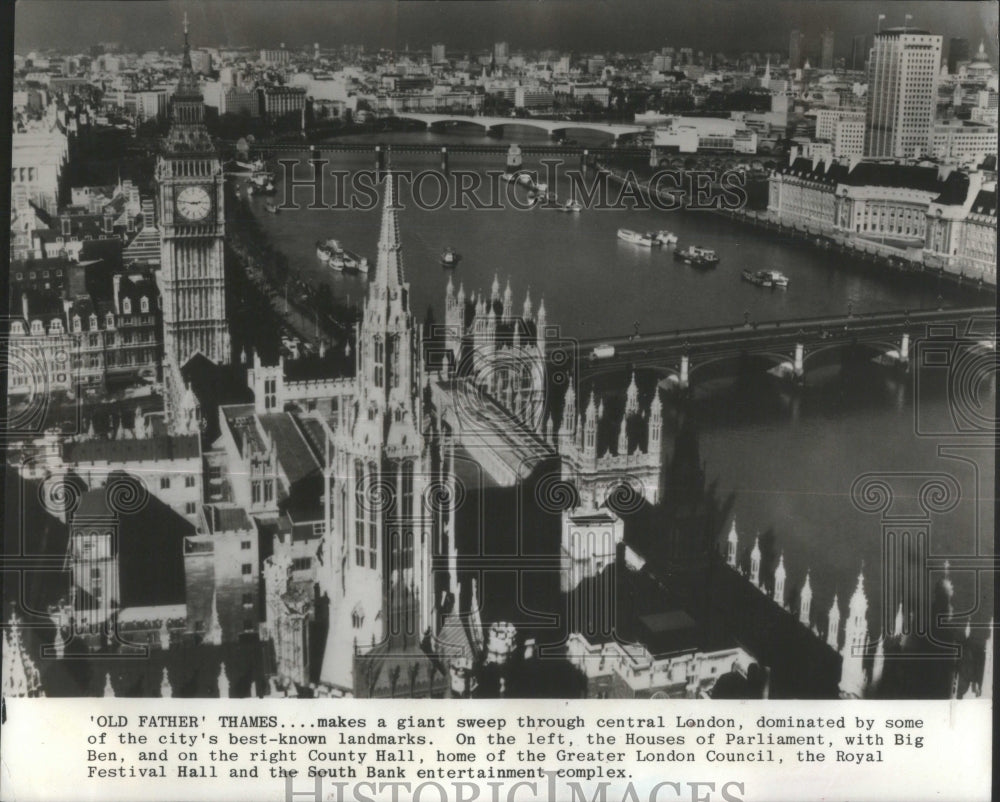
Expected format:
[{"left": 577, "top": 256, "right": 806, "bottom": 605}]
[
  {"left": 89, "top": 314, "right": 98, "bottom": 331},
  {"left": 402, "top": 530, "right": 414, "bottom": 572},
  {"left": 252, "top": 481, "right": 262, "bottom": 504},
  {"left": 401, "top": 460, "right": 414, "bottom": 519},
  {"left": 264, "top": 378, "right": 276, "bottom": 411},
  {"left": 72, "top": 316, "right": 82, "bottom": 333},
  {"left": 351, "top": 606, "right": 364, "bottom": 629},
  {"left": 391, "top": 335, "right": 401, "bottom": 388},
  {"left": 140, "top": 296, "right": 149, "bottom": 313},
  {"left": 264, "top": 481, "right": 273, "bottom": 504},
  {"left": 49, "top": 319, "right": 63, "bottom": 335},
  {"left": 354, "top": 460, "right": 366, "bottom": 567},
  {"left": 122, "top": 298, "right": 132, "bottom": 315},
  {"left": 368, "top": 460, "right": 378, "bottom": 568},
  {"left": 106, "top": 313, "right": 115, "bottom": 328},
  {"left": 373, "top": 336, "right": 384, "bottom": 388},
  {"left": 30, "top": 320, "right": 43, "bottom": 335}
]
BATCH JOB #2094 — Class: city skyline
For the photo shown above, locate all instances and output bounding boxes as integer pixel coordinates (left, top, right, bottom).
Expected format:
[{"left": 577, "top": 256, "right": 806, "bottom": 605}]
[
  {"left": 5, "top": 0, "right": 996, "bottom": 715},
  {"left": 13, "top": 0, "right": 998, "bottom": 59}
]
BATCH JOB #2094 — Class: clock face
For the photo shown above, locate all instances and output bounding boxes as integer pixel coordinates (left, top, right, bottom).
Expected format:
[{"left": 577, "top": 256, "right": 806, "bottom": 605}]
[{"left": 175, "top": 185, "right": 212, "bottom": 221}]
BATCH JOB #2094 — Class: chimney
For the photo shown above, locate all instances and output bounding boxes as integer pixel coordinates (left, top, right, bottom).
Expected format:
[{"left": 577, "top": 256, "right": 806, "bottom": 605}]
[
  {"left": 22, "top": 292, "right": 30, "bottom": 322},
  {"left": 112, "top": 274, "right": 122, "bottom": 314},
  {"left": 61, "top": 216, "right": 71, "bottom": 237},
  {"left": 103, "top": 213, "right": 113, "bottom": 234}
]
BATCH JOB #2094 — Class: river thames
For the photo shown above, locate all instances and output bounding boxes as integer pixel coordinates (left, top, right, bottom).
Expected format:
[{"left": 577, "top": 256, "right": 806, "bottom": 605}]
[{"left": 240, "top": 128, "right": 994, "bottom": 635}]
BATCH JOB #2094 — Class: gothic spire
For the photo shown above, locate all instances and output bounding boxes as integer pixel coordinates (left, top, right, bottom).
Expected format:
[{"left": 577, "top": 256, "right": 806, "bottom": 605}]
[
  {"left": 182, "top": 12, "right": 192, "bottom": 69},
  {"left": 175, "top": 11, "right": 201, "bottom": 99},
  {"left": 374, "top": 170, "right": 404, "bottom": 291}
]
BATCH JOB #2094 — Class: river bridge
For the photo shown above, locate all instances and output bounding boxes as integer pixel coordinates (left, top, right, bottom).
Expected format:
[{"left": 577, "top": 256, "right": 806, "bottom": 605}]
[
  {"left": 568, "top": 305, "right": 996, "bottom": 385},
  {"left": 384, "top": 113, "right": 647, "bottom": 141}
]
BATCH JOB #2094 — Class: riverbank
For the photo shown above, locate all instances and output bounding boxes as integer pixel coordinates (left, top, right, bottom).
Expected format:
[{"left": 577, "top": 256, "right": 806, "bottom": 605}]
[
  {"left": 715, "top": 206, "right": 998, "bottom": 294},
  {"left": 225, "top": 184, "right": 361, "bottom": 353}
]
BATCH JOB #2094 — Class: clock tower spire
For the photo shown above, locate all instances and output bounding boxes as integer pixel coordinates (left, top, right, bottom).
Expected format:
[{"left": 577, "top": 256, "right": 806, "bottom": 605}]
[{"left": 156, "top": 13, "right": 231, "bottom": 433}]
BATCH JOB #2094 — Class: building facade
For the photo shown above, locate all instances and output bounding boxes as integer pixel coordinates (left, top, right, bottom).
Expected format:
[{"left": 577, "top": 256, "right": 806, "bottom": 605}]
[{"left": 864, "top": 28, "right": 943, "bottom": 158}]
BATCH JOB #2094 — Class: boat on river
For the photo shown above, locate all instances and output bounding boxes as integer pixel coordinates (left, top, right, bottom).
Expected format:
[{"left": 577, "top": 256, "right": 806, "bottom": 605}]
[
  {"left": 440, "top": 247, "right": 461, "bottom": 268},
  {"left": 674, "top": 245, "right": 719, "bottom": 267},
  {"left": 742, "top": 269, "right": 788, "bottom": 288},
  {"left": 618, "top": 228, "right": 659, "bottom": 247}
]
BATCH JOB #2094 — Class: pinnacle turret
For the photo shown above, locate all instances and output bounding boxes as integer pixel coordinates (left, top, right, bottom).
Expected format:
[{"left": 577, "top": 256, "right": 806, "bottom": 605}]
[
  {"left": 799, "top": 570, "right": 812, "bottom": 626},
  {"left": 625, "top": 372, "right": 639, "bottom": 415},
  {"left": 374, "top": 171, "right": 405, "bottom": 291}
]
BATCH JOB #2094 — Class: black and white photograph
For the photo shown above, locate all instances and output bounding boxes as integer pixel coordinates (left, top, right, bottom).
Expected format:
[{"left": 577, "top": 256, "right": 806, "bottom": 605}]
[{"left": 0, "top": 1, "right": 995, "bottom": 799}]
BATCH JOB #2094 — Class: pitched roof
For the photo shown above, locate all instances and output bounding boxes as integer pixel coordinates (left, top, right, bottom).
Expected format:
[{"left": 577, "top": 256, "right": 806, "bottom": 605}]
[{"left": 64, "top": 434, "right": 201, "bottom": 465}]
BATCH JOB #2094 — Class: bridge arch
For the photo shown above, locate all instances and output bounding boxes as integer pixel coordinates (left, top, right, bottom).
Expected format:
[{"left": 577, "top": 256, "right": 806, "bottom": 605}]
[
  {"left": 801, "top": 338, "right": 907, "bottom": 369},
  {"left": 388, "top": 113, "right": 644, "bottom": 142}
]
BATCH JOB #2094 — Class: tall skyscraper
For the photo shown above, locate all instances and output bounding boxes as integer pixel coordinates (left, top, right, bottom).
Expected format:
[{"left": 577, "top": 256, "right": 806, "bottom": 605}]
[
  {"left": 494, "top": 41, "right": 509, "bottom": 64},
  {"left": 948, "top": 37, "right": 970, "bottom": 74},
  {"left": 864, "top": 27, "right": 943, "bottom": 159},
  {"left": 789, "top": 29, "right": 804, "bottom": 70},
  {"left": 431, "top": 42, "right": 446, "bottom": 64},
  {"left": 156, "top": 15, "right": 231, "bottom": 430},
  {"left": 851, "top": 34, "right": 869, "bottom": 71},
  {"left": 821, "top": 29, "right": 835, "bottom": 70}
]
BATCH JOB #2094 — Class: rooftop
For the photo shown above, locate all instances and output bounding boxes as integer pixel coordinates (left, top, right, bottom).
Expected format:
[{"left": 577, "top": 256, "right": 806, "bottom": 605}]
[{"left": 64, "top": 434, "right": 201, "bottom": 464}]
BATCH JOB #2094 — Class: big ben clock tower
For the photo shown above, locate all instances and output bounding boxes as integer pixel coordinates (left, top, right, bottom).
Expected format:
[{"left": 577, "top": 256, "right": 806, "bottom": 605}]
[{"left": 157, "top": 13, "right": 230, "bottom": 431}]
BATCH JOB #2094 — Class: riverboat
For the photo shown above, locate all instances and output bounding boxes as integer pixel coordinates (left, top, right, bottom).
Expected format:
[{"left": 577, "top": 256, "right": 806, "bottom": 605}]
[
  {"left": 440, "top": 248, "right": 461, "bottom": 267},
  {"left": 674, "top": 245, "right": 719, "bottom": 266},
  {"left": 618, "top": 228, "right": 659, "bottom": 247}
]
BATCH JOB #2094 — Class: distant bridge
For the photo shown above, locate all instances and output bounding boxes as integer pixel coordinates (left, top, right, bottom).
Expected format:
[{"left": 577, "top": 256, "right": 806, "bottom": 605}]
[
  {"left": 571, "top": 306, "right": 996, "bottom": 385},
  {"left": 386, "top": 113, "right": 648, "bottom": 141}
]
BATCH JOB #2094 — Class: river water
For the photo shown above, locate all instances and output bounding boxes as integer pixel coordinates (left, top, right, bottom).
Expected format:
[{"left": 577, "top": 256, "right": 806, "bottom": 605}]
[{"left": 241, "top": 127, "right": 995, "bottom": 637}]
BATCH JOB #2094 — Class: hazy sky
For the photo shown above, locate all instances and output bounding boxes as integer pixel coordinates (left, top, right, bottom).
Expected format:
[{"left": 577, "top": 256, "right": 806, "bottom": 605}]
[{"left": 13, "top": 0, "right": 998, "bottom": 59}]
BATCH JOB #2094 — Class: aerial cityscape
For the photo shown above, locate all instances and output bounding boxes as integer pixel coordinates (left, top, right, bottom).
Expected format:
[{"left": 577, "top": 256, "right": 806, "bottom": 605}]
[{"left": 3, "top": 0, "right": 996, "bottom": 702}]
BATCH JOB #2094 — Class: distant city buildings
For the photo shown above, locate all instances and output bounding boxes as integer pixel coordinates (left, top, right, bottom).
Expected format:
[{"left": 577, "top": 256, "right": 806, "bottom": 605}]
[
  {"left": 948, "top": 37, "right": 971, "bottom": 74},
  {"left": 789, "top": 29, "right": 804, "bottom": 70},
  {"left": 11, "top": 129, "right": 68, "bottom": 213},
  {"left": 821, "top": 29, "right": 835, "bottom": 70},
  {"left": 259, "top": 47, "right": 291, "bottom": 67},
  {"left": 851, "top": 34, "right": 868, "bottom": 71},
  {"left": 258, "top": 85, "right": 307, "bottom": 119},
  {"left": 653, "top": 116, "right": 758, "bottom": 153}
]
